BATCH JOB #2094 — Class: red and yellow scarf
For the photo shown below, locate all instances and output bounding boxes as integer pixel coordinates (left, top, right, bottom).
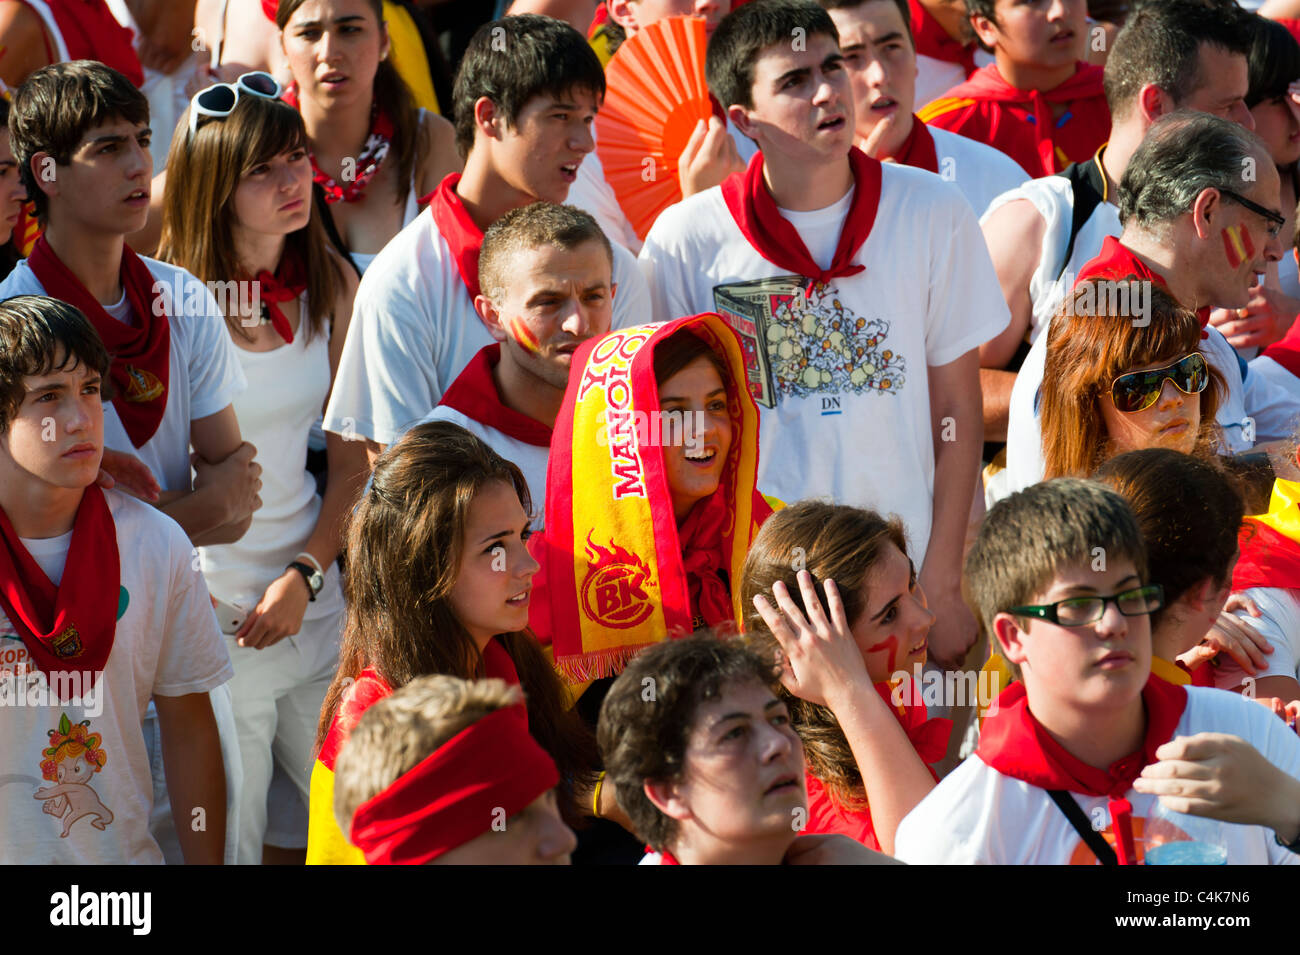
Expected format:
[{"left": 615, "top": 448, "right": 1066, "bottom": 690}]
[
  {"left": 1233, "top": 478, "right": 1300, "bottom": 592},
  {"left": 529, "top": 314, "right": 771, "bottom": 683}
]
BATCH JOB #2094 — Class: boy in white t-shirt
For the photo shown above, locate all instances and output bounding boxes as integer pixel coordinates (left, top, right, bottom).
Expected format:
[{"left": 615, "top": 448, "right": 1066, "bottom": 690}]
[
  {"left": 2, "top": 60, "right": 256, "bottom": 863},
  {"left": 638, "top": 0, "right": 1010, "bottom": 669},
  {"left": 410, "top": 202, "right": 615, "bottom": 518},
  {"left": 323, "top": 14, "right": 651, "bottom": 465},
  {"left": 896, "top": 479, "right": 1300, "bottom": 864},
  {"left": 0, "top": 295, "right": 232, "bottom": 864}
]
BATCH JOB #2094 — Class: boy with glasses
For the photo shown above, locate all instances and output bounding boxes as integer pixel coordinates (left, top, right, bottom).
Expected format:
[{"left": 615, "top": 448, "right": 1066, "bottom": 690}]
[{"left": 896, "top": 478, "right": 1300, "bottom": 864}]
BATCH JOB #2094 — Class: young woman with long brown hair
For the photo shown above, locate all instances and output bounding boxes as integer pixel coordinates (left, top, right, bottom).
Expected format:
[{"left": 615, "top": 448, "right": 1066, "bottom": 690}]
[
  {"left": 307, "top": 421, "right": 598, "bottom": 865},
  {"left": 273, "top": 0, "right": 461, "bottom": 272},
  {"left": 157, "top": 80, "right": 367, "bottom": 864},
  {"left": 1038, "top": 281, "right": 1226, "bottom": 479}
]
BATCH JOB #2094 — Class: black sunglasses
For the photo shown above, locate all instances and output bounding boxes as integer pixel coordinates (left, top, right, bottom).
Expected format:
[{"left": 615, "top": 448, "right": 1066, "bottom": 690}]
[
  {"left": 1109, "top": 352, "right": 1209, "bottom": 414},
  {"left": 1219, "top": 188, "right": 1286, "bottom": 239},
  {"left": 1009, "top": 585, "right": 1165, "bottom": 627}
]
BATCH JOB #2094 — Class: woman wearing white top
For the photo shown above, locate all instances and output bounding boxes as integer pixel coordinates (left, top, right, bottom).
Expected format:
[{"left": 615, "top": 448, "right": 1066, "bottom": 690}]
[
  {"left": 157, "top": 78, "right": 367, "bottom": 864},
  {"left": 273, "top": 0, "right": 461, "bottom": 274}
]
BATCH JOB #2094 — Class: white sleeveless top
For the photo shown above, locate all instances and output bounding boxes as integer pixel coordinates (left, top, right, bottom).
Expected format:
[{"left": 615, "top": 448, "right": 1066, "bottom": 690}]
[
  {"left": 199, "top": 296, "right": 344, "bottom": 620},
  {"left": 348, "top": 182, "right": 421, "bottom": 274}
]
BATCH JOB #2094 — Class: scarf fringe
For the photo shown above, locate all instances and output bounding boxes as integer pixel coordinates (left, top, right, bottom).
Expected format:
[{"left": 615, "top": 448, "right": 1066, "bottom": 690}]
[{"left": 553, "top": 643, "right": 660, "bottom": 684}]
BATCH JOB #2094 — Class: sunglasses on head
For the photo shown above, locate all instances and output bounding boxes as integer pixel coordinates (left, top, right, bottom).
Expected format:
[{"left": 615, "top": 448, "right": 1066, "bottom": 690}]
[
  {"left": 187, "top": 72, "right": 283, "bottom": 140},
  {"left": 1108, "top": 352, "right": 1209, "bottom": 414}
]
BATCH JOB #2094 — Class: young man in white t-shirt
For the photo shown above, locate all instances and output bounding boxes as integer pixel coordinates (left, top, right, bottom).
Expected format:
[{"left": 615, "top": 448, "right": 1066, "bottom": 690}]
[
  {"left": 323, "top": 14, "right": 651, "bottom": 465},
  {"left": 896, "top": 479, "right": 1300, "bottom": 864},
  {"left": 410, "top": 202, "right": 615, "bottom": 519},
  {"left": 638, "top": 0, "right": 1010, "bottom": 669},
  {"left": 820, "top": 0, "right": 1025, "bottom": 217},
  {"left": 0, "top": 295, "right": 232, "bottom": 864},
  {"left": 1, "top": 60, "right": 256, "bottom": 863}
]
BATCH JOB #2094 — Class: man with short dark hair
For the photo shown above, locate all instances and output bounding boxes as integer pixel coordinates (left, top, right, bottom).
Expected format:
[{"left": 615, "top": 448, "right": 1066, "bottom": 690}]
[
  {"left": 324, "top": 14, "right": 650, "bottom": 466},
  {"left": 918, "top": 0, "right": 1109, "bottom": 177},
  {"left": 978, "top": 0, "right": 1259, "bottom": 444}
]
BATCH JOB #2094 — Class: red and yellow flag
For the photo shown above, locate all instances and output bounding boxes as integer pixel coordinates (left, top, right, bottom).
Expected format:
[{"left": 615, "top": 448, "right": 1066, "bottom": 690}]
[{"left": 1233, "top": 478, "right": 1300, "bottom": 592}]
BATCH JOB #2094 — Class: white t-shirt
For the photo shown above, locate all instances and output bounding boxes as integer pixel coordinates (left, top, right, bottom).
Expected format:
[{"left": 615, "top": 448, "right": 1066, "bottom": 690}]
[
  {"left": 637, "top": 162, "right": 1009, "bottom": 568},
  {"left": 929, "top": 126, "right": 1028, "bottom": 219},
  {"left": 1003, "top": 318, "right": 1300, "bottom": 498},
  {"left": 0, "top": 490, "right": 233, "bottom": 864},
  {"left": 1217, "top": 587, "right": 1300, "bottom": 693},
  {"left": 322, "top": 208, "right": 652, "bottom": 447},
  {"left": 896, "top": 685, "right": 1300, "bottom": 864},
  {"left": 0, "top": 256, "right": 246, "bottom": 493}
]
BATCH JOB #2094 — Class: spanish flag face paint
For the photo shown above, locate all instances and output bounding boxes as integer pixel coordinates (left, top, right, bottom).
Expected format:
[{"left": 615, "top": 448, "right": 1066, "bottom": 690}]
[
  {"left": 1222, "top": 224, "right": 1255, "bottom": 269},
  {"left": 509, "top": 316, "right": 543, "bottom": 356}
]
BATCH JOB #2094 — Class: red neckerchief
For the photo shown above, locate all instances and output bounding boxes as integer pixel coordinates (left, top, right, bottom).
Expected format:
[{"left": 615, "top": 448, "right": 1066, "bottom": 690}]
[
  {"left": 28, "top": 237, "right": 171, "bottom": 448},
  {"left": 1076, "top": 235, "right": 1211, "bottom": 337},
  {"left": 425, "top": 173, "right": 484, "bottom": 299},
  {"left": 438, "top": 345, "right": 553, "bottom": 447},
  {"left": 677, "top": 490, "right": 733, "bottom": 630},
  {"left": 252, "top": 251, "right": 307, "bottom": 344},
  {"left": 944, "top": 62, "right": 1106, "bottom": 176},
  {"left": 39, "top": 0, "right": 144, "bottom": 87},
  {"left": 882, "top": 116, "right": 939, "bottom": 174},
  {"left": 720, "top": 147, "right": 882, "bottom": 297},
  {"left": 1233, "top": 519, "right": 1300, "bottom": 591},
  {"left": 908, "top": 0, "right": 975, "bottom": 74},
  {"left": 655, "top": 847, "right": 681, "bottom": 865},
  {"left": 282, "top": 85, "right": 394, "bottom": 204},
  {"left": 0, "top": 486, "right": 119, "bottom": 700},
  {"left": 976, "top": 676, "right": 1188, "bottom": 865}
]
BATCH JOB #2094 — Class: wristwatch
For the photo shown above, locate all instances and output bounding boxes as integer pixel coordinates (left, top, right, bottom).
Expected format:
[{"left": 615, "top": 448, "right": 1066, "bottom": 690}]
[{"left": 287, "top": 561, "right": 323, "bottom": 602}]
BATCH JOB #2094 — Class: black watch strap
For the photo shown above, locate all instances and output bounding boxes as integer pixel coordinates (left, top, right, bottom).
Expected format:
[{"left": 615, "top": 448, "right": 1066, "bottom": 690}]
[{"left": 287, "top": 561, "right": 320, "bottom": 601}]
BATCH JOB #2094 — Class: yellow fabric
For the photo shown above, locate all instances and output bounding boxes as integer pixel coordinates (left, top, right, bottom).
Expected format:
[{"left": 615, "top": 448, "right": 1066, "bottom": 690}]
[
  {"left": 1250, "top": 478, "right": 1300, "bottom": 538},
  {"left": 306, "top": 760, "right": 366, "bottom": 866},
  {"left": 1149, "top": 656, "right": 1190, "bottom": 687},
  {"left": 979, "top": 652, "right": 1016, "bottom": 723},
  {"left": 916, "top": 97, "right": 976, "bottom": 124},
  {"left": 383, "top": 0, "right": 439, "bottom": 115},
  {"left": 589, "top": 25, "right": 613, "bottom": 67}
]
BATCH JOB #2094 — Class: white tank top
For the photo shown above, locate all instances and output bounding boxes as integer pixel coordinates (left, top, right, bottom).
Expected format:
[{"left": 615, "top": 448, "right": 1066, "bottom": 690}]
[
  {"left": 348, "top": 178, "right": 421, "bottom": 274},
  {"left": 198, "top": 296, "right": 343, "bottom": 620}
]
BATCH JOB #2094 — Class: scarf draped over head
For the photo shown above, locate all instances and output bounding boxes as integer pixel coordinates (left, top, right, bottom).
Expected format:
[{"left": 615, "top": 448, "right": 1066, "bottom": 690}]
[{"left": 530, "top": 314, "right": 771, "bottom": 683}]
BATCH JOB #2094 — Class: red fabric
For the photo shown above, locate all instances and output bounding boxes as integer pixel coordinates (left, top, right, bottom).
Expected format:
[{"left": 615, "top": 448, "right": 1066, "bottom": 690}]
[
  {"left": 1278, "top": 19, "right": 1300, "bottom": 48},
  {"left": 908, "top": 0, "right": 975, "bottom": 74},
  {"left": 1233, "top": 520, "right": 1300, "bottom": 592},
  {"left": 976, "top": 676, "right": 1188, "bottom": 865},
  {"left": 0, "top": 486, "right": 118, "bottom": 700},
  {"left": 349, "top": 704, "right": 558, "bottom": 864},
  {"left": 282, "top": 85, "right": 394, "bottom": 204},
  {"left": 677, "top": 490, "right": 734, "bottom": 629},
  {"left": 252, "top": 252, "right": 306, "bottom": 344},
  {"left": 1262, "top": 313, "right": 1300, "bottom": 378},
  {"left": 588, "top": 2, "right": 607, "bottom": 37},
  {"left": 1076, "top": 235, "right": 1210, "bottom": 335},
  {"left": 28, "top": 237, "right": 171, "bottom": 448},
  {"left": 925, "top": 63, "right": 1108, "bottom": 177},
  {"left": 20, "top": 0, "right": 144, "bottom": 87},
  {"left": 1181, "top": 661, "right": 1215, "bottom": 688},
  {"left": 656, "top": 847, "right": 681, "bottom": 864},
  {"left": 720, "top": 147, "right": 882, "bottom": 297},
  {"left": 883, "top": 116, "right": 939, "bottom": 173},
  {"left": 803, "top": 681, "right": 951, "bottom": 848},
  {"left": 262, "top": 0, "right": 277, "bottom": 22},
  {"left": 438, "top": 345, "right": 553, "bottom": 447},
  {"left": 425, "top": 173, "right": 484, "bottom": 300}
]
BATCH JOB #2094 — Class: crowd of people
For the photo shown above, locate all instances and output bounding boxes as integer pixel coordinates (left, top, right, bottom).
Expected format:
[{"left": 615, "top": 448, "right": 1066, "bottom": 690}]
[{"left": 2, "top": 0, "right": 1300, "bottom": 866}]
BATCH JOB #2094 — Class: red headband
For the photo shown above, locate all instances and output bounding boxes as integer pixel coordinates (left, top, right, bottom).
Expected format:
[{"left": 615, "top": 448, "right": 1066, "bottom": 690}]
[{"left": 348, "top": 706, "right": 558, "bottom": 865}]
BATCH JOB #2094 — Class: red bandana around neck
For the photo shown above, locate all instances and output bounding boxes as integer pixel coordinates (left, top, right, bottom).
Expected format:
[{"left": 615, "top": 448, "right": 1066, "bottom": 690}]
[
  {"left": 881, "top": 116, "right": 939, "bottom": 174},
  {"left": 438, "top": 345, "right": 553, "bottom": 447},
  {"left": 0, "top": 486, "right": 119, "bottom": 700},
  {"left": 28, "top": 237, "right": 171, "bottom": 447},
  {"left": 720, "top": 147, "right": 882, "bottom": 297},
  {"left": 977, "top": 676, "right": 1188, "bottom": 864},
  {"left": 348, "top": 704, "right": 558, "bottom": 864},
  {"left": 1075, "top": 236, "right": 1210, "bottom": 336},
  {"left": 947, "top": 62, "right": 1105, "bottom": 176},
  {"left": 253, "top": 252, "right": 307, "bottom": 344},
  {"left": 676, "top": 489, "right": 735, "bottom": 630},
  {"left": 425, "top": 173, "right": 484, "bottom": 300},
  {"left": 281, "top": 85, "right": 394, "bottom": 204},
  {"left": 908, "top": 0, "right": 976, "bottom": 73}
]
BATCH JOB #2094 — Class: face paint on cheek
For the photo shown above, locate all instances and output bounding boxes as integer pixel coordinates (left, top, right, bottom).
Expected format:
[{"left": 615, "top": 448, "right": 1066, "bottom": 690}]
[
  {"left": 1221, "top": 224, "right": 1254, "bottom": 268},
  {"left": 865, "top": 634, "right": 900, "bottom": 674},
  {"left": 509, "top": 316, "right": 542, "bottom": 356}
]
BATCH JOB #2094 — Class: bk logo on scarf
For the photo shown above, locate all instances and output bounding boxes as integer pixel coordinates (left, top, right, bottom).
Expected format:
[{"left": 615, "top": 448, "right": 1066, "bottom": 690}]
[{"left": 581, "top": 534, "right": 655, "bottom": 629}]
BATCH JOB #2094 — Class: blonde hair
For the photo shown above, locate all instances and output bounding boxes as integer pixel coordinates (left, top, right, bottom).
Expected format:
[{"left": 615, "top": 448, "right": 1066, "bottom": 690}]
[{"left": 332, "top": 675, "right": 523, "bottom": 834}]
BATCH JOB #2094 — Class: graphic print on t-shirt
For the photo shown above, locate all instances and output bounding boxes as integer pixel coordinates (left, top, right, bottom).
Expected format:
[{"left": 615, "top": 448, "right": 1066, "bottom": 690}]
[
  {"left": 712, "top": 277, "right": 906, "bottom": 409},
  {"left": 34, "top": 712, "right": 113, "bottom": 838}
]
